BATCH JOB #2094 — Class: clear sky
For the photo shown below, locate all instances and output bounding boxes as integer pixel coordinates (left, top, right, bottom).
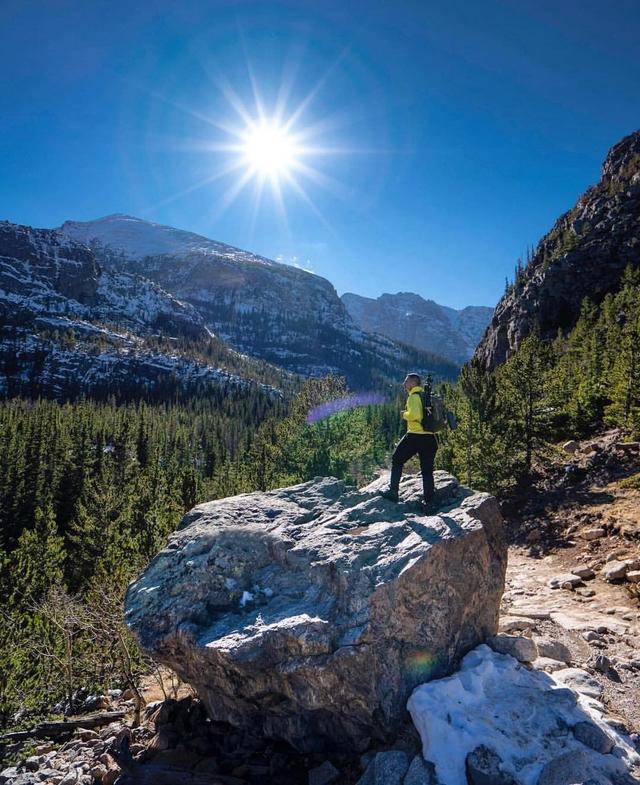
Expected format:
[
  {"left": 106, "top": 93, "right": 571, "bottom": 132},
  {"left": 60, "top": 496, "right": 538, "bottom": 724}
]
[{"left": 2, "top": 1, "right": 639, "bottom": 309}]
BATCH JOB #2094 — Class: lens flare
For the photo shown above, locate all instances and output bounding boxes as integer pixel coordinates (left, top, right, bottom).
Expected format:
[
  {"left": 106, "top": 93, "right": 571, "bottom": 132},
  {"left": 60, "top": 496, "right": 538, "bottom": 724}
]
[
  {"left": 306, "top": 393, "right": 386, "bottom": 425},
  {"left": 404, "top": 650, "right": 442, "bottom": 681}
]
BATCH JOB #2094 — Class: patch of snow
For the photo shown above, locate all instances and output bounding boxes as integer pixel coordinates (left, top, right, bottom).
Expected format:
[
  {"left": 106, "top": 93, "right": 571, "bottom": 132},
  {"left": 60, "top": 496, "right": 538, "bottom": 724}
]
[
  {"left": 407, "top": 644, "right": 638, "bottom": 785},
  {"left": 239, "top": 591, "right": 254, "bottom": 608}
]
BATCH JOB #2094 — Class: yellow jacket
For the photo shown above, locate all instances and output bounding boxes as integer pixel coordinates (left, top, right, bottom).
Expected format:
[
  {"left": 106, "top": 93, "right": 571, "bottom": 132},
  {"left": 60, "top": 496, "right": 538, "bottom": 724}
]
[{"left": 402, "top": 385, "right": 432, "bottom": 434}]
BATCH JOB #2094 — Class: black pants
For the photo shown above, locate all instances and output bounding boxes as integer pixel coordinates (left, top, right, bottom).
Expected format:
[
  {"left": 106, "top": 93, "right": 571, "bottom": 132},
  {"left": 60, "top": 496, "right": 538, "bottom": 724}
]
[{"left": 390, "top": 433, "right": 438, "bottom": 501}]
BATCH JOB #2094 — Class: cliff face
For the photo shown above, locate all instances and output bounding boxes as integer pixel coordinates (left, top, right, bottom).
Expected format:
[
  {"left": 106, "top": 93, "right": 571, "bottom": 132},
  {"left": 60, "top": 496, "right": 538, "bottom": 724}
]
[
  {"left": 475, "top": 130, "right": 640, "bottom": 370},
  {"left": 342, "top": 291, "right": 492, "bottom": 364}
]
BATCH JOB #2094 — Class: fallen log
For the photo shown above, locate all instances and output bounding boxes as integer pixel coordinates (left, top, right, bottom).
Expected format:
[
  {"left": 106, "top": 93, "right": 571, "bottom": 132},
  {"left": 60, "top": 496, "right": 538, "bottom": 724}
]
[{"left": 0, "top": 710, "right": 127, "bottom": 743}]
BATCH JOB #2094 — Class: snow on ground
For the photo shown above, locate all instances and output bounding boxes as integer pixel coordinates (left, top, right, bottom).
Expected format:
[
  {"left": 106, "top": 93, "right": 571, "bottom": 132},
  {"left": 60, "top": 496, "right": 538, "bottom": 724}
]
[{"left": 407, "top": 644, "right": 639, "bottom": 785}]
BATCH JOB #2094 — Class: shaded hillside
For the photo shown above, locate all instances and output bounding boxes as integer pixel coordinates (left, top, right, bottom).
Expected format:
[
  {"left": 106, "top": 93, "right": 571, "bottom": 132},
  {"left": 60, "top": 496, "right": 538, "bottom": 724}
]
[{"left": 476, "top": 129, "right": 640, "bottom": 370}]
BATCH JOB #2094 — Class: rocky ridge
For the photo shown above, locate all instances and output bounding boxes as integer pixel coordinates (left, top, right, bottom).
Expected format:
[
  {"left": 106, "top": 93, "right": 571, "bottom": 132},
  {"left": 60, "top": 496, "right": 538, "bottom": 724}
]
[
  {"left": 475, "top": 129, "right": 640, "bottom": 370},
  {"left": 0, "top": 221, "right": 284, "bottom": 399},
  {"left": 341, "top": 292, "right": 491, "bottom": 364},
  {"left": 58, "top": 214, "right": 459, "bottom": 388}
]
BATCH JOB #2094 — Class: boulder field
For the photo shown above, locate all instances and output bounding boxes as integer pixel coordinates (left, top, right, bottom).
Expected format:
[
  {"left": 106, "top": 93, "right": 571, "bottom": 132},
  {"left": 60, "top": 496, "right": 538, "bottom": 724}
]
[{"left": 124, "top": 471, "right": 507, "bottom": 752}]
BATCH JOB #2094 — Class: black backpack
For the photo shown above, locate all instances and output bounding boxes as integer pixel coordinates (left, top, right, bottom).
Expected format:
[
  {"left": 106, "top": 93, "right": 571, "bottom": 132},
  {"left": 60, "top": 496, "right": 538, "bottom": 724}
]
[{"left": 418, "top": 382, "right": 458, "bottom": 433}]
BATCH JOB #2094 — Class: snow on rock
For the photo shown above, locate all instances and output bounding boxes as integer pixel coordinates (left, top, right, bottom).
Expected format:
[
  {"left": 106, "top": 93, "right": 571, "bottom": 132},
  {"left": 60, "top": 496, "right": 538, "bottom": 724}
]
[{"left": 407, "top": 644, "right": 639, "bottom": 785}]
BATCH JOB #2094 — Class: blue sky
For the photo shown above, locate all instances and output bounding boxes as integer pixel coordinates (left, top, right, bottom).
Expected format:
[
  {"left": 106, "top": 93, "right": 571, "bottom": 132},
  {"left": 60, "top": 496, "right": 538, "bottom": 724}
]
[{"left": 2, "top": 0, "right": 639, "bottom": 309}]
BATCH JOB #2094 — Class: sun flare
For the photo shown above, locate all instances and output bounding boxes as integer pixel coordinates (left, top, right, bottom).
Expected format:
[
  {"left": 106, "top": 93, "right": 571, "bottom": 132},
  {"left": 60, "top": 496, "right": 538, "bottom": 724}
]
[{"left": 241, "top": 121, "right": 299, "bottom": 179}]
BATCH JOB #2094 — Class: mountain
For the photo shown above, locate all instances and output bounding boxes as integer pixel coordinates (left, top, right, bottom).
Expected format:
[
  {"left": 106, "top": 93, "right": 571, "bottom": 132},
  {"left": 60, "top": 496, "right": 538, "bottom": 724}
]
[
  {"left": 0, "top": 221, "right": 284, "bottom": 399},
  {"left": 58, "top": 214, "right": 458, "bottom": 387},
  {"left": 475, "top": 129, "right": 640, "bottom": 370},
  {"left": 341, "top": 292, "right": 492, "bottom": 364}
]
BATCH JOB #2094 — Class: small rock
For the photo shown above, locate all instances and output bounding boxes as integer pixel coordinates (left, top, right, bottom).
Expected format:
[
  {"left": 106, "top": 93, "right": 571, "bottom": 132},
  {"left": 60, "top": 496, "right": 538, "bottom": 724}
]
[
  {"left": 577, "top": 588, "right": 596, "bottom": 597},
  {"left": 548, "top": 573, "right": 582, "bottom": 589},
  {"left": 488, "top": 634, "right": 538, "bottom": 663},
  {"left": 36, "top": 769, "right": 63, "bottom": 783},
  {"left": 532, "top": 657, "right": 567, "bottom": 673},
  {"left": 626, "top": 571, "right": 640, "bottom": 583},
  {"left": 592, "top": 654, "right": 612, "bottom": 673},
  {"left": 373, "top": 751, "right": 410, "bottom": 785},
  {"left": 582, "top": 631, "right": 601, "bottom": 642},
  {"left": 465, "top": 745, "right": 518, "bottom": 785},
  {"left": 573, "top": 721, "right": 615, "bottom": 754},
  {"left": 582, "top": 528, "right": 606, "bottom": 541},
  {"left": 554, "top": 668, "right": 604, "bottom": 698},
  {"left": 562, "top": 440, "right": 579, "bottom": 454},
  {"left": 0, "top": 769, "right": 19, "bottom": 785},
  {"left": 148, "top": 729, "right": 178, "bottom": 751},
  {"left": 537, "top": 749, "right": 611, "bottom": 785},
  {"left": 24, "top": 757, "right": 42, "bottom": 772},
  {"left": 76, "top": 728, "right": 99, "bottom": 742},
  {"left": 498, "top": 616, "right": 538, "bottom": 633},
  {"left": 309, "top": 761, "right": 340, "bottom": 785},
  {"left": 624, "top": 558, "right": 640, "bottom": 571},
  {"left": 533, "top": 637, "right": 571, "bottom": 663},
  {"left": 570, "top": 566, "right": 595, "bottom": 580},
  {"left": 403, "top": 755, "right": 438, "bottom": 785},
  {"left": 90, "top": 764, "right": 108, "bottom": 782},
  {"left": 602, "top": 561, "right": 628, "bottom": 581},
  {"left": 526, "top": 530, "right": 542, "bottom": 543}
]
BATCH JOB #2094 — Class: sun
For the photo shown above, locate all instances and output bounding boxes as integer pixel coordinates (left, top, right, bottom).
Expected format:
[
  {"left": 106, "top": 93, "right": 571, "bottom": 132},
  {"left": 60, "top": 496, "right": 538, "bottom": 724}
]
[{"left": 241, "top": 121, "right": 300, "bottom": 179}]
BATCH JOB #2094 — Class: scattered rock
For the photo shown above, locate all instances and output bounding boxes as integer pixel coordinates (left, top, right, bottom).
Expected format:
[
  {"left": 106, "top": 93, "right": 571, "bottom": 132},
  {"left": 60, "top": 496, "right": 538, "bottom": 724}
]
[
  {"left": 465, "top": 745, "right": 518, "bottom": 785},
  {"left": 573, "top": 721, "right": 615, "bottom": 754},
  {"left": 373, "top": 751, "right": 410, "bottom": 785},
  {"left": 562, "top": 440, "right": 579, "bottom": 454},
  {"left": 592, "top": 654, "right": 613, "bottom": 674},
  {"left": 498, "top": 616, "right": 538, "bottom": 633},
  {"left": 537, "top": 750, "right": 612, "bottom": 785},
  {"left": 488, "top": 634, "right": 538, "bottom": 663},
  {"left": 553, "top": 668, "right": 604, "bottom": 698},
  {"left": 403, "top": 755, "right": 438, "bottom": 785},
  {"left": 582, "top": 528, "right": 606, "bottom": 541},
  {"left": 626, "top": 571, "right": 640, "bottom": 583},
  {"left": 309, "top": 760, "right": 340, "bottom": 785},
  {"left": 570, "top": 566, "right": 595, "bottom": 580},
  {"left": 532, "top": 657, "right": 568, "bottom": 673},
  {"left": 602, "top": 561, "right": 628, "bottom": 582},
  {"left": 533, "top": 637, "right": 571, "bottom": 663},
  {"left": 548, "top": 573, "right": 583, "bottom": 589}
]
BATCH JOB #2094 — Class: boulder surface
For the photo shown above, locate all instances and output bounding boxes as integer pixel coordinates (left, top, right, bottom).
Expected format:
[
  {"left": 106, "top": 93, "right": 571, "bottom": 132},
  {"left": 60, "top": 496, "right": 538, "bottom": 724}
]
[{"left": 125, "top": 471, "right": 507, "bottom": 752}]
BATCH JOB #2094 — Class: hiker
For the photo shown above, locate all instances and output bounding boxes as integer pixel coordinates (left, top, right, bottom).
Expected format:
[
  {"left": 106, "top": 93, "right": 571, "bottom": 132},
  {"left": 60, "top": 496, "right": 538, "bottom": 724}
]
[{"left": 379, "top": 373, "right": 438, "bottom": 510}]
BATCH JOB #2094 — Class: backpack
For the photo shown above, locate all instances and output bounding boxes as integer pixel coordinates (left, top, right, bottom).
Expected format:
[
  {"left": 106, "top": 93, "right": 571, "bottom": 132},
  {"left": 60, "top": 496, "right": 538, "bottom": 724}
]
[{"left": 418, "top": 386, "right": 458, "bottom": 433}]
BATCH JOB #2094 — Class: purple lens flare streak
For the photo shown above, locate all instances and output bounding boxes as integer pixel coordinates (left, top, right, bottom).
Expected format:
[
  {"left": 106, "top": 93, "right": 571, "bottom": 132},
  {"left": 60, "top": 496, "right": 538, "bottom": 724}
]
[{"left": 305, "top": 392, "right": 387, "bottom": 424}]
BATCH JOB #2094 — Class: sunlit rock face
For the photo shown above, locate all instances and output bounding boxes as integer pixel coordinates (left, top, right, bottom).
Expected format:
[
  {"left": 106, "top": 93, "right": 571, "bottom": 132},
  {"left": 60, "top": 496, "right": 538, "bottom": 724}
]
[
  {"left": 475, "top": 129, "right": 640, "bottom": 370},
  {"left": 125, "top": 471, "right": 507, "bottom": 752}
]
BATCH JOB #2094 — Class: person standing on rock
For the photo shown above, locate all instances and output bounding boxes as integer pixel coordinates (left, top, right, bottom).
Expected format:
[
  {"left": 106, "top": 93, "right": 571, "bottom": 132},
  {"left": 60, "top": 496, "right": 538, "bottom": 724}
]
[{"left": 379, "top": 373, "right": 437, "bottom": 511}]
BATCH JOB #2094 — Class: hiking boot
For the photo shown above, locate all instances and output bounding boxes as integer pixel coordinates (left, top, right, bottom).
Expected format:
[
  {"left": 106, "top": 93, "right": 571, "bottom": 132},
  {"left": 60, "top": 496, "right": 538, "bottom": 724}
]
[{"left": 379, "top": 488, "right": 399, "bottom": 503}]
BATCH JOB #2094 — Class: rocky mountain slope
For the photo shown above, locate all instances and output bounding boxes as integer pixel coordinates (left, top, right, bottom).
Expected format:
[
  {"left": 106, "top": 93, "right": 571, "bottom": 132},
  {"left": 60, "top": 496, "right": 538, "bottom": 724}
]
[
  {"left": 0, "top": 221, "right": 283, "bottom": 399},
  {"left": 58, "top": 214, "right": 458, "bottom": 387},
  {"left": 342, "top": 292, "right": 492, "bottom": 363},
  {"left": 475, "top": 129, "right": 640, "bottom": 370}
]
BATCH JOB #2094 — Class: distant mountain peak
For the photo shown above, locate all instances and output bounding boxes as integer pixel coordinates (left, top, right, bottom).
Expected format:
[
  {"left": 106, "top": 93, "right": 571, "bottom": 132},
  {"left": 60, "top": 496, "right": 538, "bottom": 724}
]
[{"left": 341, "top": 291, "right": 492, "bottom": 364}]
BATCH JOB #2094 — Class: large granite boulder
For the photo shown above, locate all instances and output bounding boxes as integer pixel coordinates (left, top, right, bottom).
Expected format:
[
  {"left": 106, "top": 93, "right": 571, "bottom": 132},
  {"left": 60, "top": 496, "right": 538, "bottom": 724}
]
[{"left": 125, "top": 471, "right": 507, "bottom": 752}]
